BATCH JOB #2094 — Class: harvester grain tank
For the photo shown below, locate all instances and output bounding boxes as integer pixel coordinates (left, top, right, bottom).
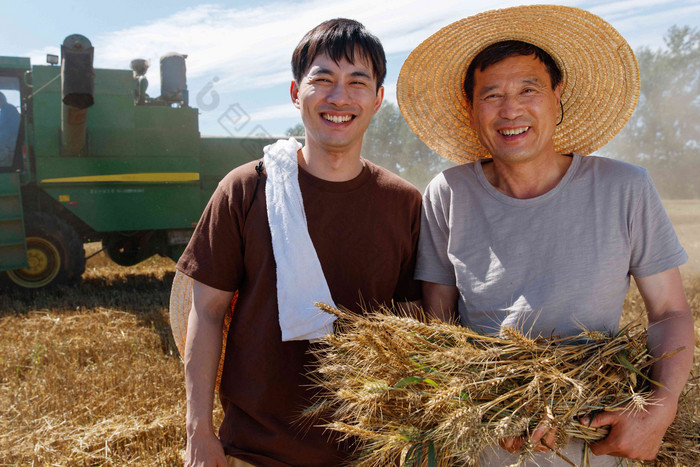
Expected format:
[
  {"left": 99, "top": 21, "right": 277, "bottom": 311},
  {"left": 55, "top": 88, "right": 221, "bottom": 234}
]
[{"left": 0, "top": 35, "right": 276, "bottom": 288}]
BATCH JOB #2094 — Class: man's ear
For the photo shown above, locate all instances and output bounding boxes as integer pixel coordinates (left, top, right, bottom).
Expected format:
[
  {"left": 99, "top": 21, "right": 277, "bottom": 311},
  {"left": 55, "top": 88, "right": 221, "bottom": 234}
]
[
  {"left": 553, "top": 83, "right": 563, "bottom": 123},
  {"left": 466, "top": 100, "right": 475, "bottom": 126},
  {"left": 290, "top": 81, "right": 300, "bottom": 109},
  {"left": 373, "top": 86, "right": 385, "bottom": 114},
  {"left": 554, "top": 82, "right": 562, "bottom": 104}
]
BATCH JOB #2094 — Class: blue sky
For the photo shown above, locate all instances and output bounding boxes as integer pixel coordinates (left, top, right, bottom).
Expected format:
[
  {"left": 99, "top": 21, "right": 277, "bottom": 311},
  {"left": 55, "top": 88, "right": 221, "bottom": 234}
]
[{"left": 3, "top": 0, "right": 699, "bottom": 137}]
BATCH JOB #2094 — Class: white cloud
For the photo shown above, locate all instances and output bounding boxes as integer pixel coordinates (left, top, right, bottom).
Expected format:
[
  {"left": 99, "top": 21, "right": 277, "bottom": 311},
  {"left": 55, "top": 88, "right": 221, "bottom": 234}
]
[
  {"left": 584, "top": 0, "right": 700, "bottom": 49},
  {"left": 247, "top": 102, "right": 300, "bottom": 122},
  {"left": 23, "top": 0, "right": 696, "bottom": 137},
  {"left": 26, "top": 0, "right": 695, "bottom": 95},
  {"left": 586, "top": 0, "right": 691, "bottom": 17}
]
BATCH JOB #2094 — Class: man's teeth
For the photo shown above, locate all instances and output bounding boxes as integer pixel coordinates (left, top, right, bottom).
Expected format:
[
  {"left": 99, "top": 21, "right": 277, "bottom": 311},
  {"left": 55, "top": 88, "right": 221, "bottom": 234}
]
[
  {"left": 499, "top": 127, "right": 529, "bottom": 136},
  {"left": 324, "top": 114, "right": 352, "bottom": 123}
]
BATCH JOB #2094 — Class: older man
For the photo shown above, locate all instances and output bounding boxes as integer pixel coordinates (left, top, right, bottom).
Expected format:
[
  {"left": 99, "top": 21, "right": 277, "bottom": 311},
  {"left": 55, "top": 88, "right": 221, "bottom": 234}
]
[
  {"left": 173, "top": 18, "right": 421, "bottom": 467},
  {"left": 398, "top": 5, "right": 692, "bottom": 466}
]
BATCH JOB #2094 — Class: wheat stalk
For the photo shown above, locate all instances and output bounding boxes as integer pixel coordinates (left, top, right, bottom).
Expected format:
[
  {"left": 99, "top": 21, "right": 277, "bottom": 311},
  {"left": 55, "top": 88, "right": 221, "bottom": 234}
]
[{"left": 305, "top": 304, "right": 698, "bottom": 467}]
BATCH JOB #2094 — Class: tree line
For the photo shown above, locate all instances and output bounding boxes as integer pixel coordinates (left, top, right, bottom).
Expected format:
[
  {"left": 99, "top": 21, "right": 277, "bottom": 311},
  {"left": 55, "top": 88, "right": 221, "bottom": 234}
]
[{"left": 601, "top": 26, "right": 700, "bottom": 199}]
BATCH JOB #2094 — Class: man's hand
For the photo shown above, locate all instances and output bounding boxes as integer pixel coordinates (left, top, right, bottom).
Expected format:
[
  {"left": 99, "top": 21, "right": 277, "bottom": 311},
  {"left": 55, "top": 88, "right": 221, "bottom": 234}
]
[
  {"left": 499, "top": 435, "right": 526, "bottom": 454},
  {"left": 500, "top": 411, "right": 558, "bottom": 454},
  {"left": 502, "top": 433, "right": 556, "bottom": 454},
  {"left": 584, "top": 401, "right": 676, "bottom": 460},
  {"left": 582, "top": 267, "right": 692, "bottom": 461},
  {"left": 185, "top": 430, "right": 228, "bottom": 467}
]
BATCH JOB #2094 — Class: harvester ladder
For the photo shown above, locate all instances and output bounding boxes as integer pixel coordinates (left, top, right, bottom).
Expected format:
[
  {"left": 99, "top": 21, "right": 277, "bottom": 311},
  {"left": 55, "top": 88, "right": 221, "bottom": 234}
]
[{"left": 0, "top": 172, "right": 28, "bottom": 271}]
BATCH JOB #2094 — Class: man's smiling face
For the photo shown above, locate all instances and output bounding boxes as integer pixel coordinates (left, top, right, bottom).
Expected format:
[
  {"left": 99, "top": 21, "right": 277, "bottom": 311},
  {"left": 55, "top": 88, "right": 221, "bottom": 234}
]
[
  {"left": 468, "top": 54, "right": 562, "bottom": 165},
  {"left": 291, "top": 52, "right": 383, "bottom": 155}
]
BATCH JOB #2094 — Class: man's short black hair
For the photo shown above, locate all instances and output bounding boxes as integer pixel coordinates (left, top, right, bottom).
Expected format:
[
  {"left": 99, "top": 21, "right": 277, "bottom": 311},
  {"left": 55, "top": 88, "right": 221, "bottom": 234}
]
[
  {"left": 464, "top": 40, "right": 563, "bottom": 105},
  {"left": 0, "top": 91, "right": 6, "bottom": 106},
  {"left": 291, "top": 18, "right": 386, "bottom": 91}
]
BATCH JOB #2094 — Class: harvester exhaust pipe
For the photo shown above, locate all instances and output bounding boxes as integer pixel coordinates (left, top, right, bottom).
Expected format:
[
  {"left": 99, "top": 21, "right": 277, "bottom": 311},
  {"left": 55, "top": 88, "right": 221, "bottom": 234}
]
[{"left": 61, "top": 34, "right": 94, "bottom": 156}]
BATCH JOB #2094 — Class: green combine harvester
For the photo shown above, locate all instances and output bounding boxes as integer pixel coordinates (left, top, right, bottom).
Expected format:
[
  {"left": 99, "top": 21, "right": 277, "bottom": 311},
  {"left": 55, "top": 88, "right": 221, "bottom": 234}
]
[{"left": 0, "top": 34, "right": 275, "bottom": 289}]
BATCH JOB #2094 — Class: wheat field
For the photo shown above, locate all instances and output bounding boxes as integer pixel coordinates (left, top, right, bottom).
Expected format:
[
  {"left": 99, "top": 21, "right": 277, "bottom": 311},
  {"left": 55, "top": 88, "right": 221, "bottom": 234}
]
[{"left": 0, "top": 200, "right": 698, "bottom": 466}]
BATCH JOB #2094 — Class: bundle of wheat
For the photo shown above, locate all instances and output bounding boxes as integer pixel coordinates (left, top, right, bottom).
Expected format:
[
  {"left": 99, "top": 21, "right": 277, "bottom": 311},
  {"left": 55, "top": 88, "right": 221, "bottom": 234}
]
[{"left": 305, "top": 304, "right": 698, "bottom": 467}]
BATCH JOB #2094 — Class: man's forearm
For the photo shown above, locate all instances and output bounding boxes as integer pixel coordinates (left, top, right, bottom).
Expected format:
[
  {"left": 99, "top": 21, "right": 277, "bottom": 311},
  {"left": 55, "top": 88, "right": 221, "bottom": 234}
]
[
  {"left": 185, "top": 307, "right": 225, "bottom": 436},
  {"left": 646, "top": 310, "right": 694, "bottom": 410},
  {"left": 636, "top": 268, "right": 694, "bottom": 410},
  {"left": 184, "top": 280, "right": 234, "bottom": 437}
]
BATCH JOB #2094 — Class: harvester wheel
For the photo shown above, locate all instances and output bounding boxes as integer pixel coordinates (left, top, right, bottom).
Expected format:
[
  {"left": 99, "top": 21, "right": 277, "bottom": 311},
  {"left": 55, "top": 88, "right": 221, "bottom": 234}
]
[
  {"left": 102, "top": 232, "right": 151, "bottom": 266},
  {"left": 6, "top": 213, "right": 85, "bottom": 288}
]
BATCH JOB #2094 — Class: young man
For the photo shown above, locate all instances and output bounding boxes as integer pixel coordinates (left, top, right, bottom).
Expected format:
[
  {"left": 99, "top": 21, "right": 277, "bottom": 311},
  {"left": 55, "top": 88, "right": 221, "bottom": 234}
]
[
  {"left": 398, "top": 5, "right": 692, "bottom": 466},
  {"left": 175, "top": 19, "right": 421, "bottom": 466}
]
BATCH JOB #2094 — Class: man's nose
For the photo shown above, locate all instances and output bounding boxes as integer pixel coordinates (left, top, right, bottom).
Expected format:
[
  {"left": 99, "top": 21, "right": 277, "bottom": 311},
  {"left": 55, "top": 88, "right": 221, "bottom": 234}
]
[
  {"left": 326, "top": 83, "right": 352, "bottom": 106},
  {"left": 498, "top": 94, "right": 524, "bottom": 119}
]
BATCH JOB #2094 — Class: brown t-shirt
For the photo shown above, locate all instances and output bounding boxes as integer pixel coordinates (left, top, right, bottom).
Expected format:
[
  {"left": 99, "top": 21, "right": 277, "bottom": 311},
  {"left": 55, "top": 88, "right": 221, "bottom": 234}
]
[{"left": 177, "top": 158, "right": 421, "bottom": 467}]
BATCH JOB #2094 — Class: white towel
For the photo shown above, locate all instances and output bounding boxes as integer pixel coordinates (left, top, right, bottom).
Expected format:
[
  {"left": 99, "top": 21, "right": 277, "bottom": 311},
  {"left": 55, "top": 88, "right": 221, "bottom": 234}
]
[{"left": 264, "top": 138, "right": 337, "bottom": 341}]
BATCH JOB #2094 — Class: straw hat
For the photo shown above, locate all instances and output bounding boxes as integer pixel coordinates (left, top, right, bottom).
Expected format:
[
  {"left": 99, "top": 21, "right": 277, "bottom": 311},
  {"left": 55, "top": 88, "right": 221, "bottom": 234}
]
[
  {"left": 169, "top": 270, "right": 235, "bottom": 391},
  {"left": 397, "top": 4, "right": 640, "bottom": 163}
]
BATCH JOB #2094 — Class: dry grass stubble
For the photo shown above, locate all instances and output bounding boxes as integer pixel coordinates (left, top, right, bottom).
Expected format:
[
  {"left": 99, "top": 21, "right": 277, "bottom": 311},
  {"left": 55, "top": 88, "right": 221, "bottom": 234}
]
[
  {"left": 0, "top": 309, "right": 182, "bottom": 464},
  {"left": 0, "top": 247, "right": 196, "bottom": 465},
  {"left": 0, "top": 213, "right": 698, "bottom": 466}
]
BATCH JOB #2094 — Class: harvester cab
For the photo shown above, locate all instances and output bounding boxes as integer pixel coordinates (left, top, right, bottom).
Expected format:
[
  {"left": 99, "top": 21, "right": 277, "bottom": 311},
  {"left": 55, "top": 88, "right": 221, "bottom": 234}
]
[
  {"left": 0, "top": 56, "right": 27, "bottom": 172},
  {"left": 0, "top": 56, "right": 31, "bottom": 278},
  {"left": 0, "top": 34, "right": 276, "bottom": 289}
]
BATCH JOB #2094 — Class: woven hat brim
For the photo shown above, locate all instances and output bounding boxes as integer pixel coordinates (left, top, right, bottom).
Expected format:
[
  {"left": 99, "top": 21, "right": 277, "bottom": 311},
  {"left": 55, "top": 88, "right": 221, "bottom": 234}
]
[
  {"left": 397, "top": 4, "right": 640, "bottom": 163},
  {"left": 169, "top": 270, "right": 233, "bottom": 391}
]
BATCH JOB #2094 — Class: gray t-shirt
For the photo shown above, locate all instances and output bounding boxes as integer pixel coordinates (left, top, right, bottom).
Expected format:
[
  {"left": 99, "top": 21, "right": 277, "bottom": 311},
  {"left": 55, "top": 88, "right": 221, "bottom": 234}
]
[{"left": 416, "top": 155, "right": 687, "bottom": 337}]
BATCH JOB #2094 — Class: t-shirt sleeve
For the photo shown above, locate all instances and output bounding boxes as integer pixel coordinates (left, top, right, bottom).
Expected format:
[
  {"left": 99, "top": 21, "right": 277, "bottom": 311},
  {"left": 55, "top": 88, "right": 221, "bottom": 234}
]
[
  {"left": 628, "top": 171, "right": 687, "bottom": 278},
  {"left": 177, "top": 177, "right": 245, "bottom": 291},
  {"left": 414, "top": 176, "right": 457, "bottom": 286}
]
